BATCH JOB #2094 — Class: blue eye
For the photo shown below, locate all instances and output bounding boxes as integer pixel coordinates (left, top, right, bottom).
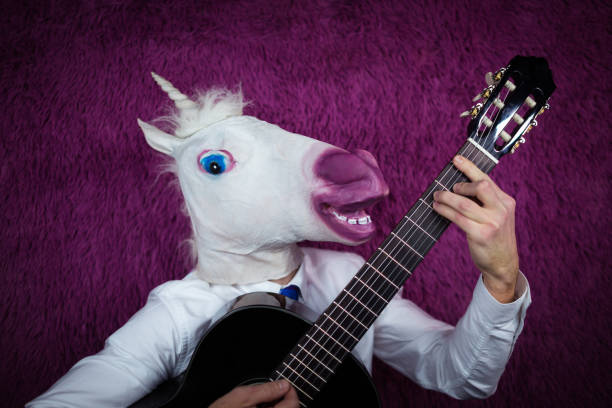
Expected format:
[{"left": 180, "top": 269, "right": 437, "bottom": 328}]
[{"left": 198, "top": 151, "right": 234, "bottom": 175}]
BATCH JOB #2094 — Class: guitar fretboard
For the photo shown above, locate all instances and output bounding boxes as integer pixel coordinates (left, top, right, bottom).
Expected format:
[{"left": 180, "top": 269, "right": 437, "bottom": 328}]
[{"left": 272, "top": 139, "right": 498, "bottom": 406}]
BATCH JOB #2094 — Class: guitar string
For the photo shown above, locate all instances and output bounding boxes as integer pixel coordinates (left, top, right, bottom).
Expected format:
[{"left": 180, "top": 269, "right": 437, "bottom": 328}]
[
  {"left": 281, "top": 136, "right": 497, "bottom": 394},
  {"left": 277, "top": 146, "right": 491, "bottom": 397},
  {"left": 329, "top": 147, "right": 490, "bottom": 350},
  {"left": 325, "top": 144, "right": 487, "bottom": 335},
  {"left": 308, "top": 89, "right": 505, "bottom": 367},
  {"left": 275, "top": 143, "right": 493, "bottom": 394},
  {"left": 277, "top": 141, "right": 495, "bottom": 393},
  {"left": 283, "top": 70, "right": 536, "bottom": 400},
  {"left": 320, "top": 93, "right": 503, "bottom": 357},
  {"left": 310, "top": 73, "right": 512, "bottom": 357},
  {"left": 315, "top": 121, "right": 502, "bottom": 366},
  {"left": 277, "top": 81, "right": 511, "bottom": 394},
  {"left": 355, "top": 77, "right": 506, "bottom": 300}
]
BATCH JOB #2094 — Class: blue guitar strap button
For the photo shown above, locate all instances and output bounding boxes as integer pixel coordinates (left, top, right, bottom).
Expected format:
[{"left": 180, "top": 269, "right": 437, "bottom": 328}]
[{"left": 279, "top": 284, "right": 301, "bottom": 300}]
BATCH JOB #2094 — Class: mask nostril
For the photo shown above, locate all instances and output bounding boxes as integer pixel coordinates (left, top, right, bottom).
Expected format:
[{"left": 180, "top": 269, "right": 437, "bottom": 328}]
[{"left": 315, "top": 150, "right": 374, "bottom": 185}]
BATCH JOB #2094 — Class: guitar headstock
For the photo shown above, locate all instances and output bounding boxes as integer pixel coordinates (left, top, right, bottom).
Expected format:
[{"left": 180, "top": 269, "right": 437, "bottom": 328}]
[{"left": 461, "top": 55, "right": 556, "bottom": 159}]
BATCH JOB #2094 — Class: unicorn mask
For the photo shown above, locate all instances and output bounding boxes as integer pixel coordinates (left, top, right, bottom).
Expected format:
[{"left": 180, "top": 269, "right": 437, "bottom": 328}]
[{"left": 138, "top": 74, "right": 389, "bottom": 284}]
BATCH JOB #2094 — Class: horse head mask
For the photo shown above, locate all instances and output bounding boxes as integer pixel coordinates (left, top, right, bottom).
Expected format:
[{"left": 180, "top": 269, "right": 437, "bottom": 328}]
[{"left": 138, "top": 74, "right": 389, "bottom": 284}]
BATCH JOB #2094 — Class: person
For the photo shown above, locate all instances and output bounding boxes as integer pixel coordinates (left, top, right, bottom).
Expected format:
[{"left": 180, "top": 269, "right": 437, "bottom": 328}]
[{"left": 28, "top": 77, "right": 530, "bottom": 406}]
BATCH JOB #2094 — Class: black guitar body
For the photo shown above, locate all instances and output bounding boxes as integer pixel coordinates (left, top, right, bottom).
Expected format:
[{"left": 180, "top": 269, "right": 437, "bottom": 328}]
[{"left": 130, "top": 292, "right": 380, "bottom": 408}]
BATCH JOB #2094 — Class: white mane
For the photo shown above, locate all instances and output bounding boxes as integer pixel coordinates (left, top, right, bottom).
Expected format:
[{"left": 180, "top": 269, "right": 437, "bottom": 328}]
[{"left": 162, "top": 87, "right": 250, "bottom": 138}]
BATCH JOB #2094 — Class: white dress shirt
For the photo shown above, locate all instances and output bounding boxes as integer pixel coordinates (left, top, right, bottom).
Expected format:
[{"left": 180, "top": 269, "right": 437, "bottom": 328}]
[{"left": 27, "top": 247, "right": 530, "bottom": 407}]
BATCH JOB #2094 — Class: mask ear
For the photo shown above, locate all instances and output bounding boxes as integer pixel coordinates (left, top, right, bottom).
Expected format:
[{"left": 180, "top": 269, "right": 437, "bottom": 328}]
[{"left": 137, "top": 118, "right": 183, "bottom": 155}]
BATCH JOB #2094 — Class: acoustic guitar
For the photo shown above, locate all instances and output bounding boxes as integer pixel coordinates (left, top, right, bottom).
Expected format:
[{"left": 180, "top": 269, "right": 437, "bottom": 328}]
[{"left": 131, "top": 55, "right": 555, "bottom": 408}]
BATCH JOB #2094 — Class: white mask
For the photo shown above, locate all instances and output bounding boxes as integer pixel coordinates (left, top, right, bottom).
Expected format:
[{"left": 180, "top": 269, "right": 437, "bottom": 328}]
[{"left": 138, "top": 74, "right": 388, "bottom": 284}]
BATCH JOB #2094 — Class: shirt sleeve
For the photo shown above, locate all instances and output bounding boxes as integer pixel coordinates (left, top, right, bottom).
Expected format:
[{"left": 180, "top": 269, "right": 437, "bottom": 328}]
[
  {"left": 26, "top": 289, "right": 185, "bottom": 408},
  {"left": 373, "top": 271, "right": 531, "bottom": 399}
]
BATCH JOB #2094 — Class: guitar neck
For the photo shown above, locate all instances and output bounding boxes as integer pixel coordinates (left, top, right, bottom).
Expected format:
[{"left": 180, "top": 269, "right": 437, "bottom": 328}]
[{"left": 272, "top": 138, "right": 498, "bottom": 405}]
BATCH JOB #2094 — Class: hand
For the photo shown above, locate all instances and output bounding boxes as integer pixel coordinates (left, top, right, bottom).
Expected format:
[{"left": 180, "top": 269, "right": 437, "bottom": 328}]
[
  {"left": 432, "top": 155, "right": 519, "bottom": 303},
  {"left": 209, "top": 380, "right": 299, "bottom": 408}
]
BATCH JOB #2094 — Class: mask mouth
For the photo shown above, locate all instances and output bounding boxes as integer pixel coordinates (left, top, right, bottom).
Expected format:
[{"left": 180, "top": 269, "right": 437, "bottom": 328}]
[
  {"left": 315, "top": 195, "right": 384, "bottom": 243},
  {"left": 310, "top": 147, "right": 390, "bottom": 244}
]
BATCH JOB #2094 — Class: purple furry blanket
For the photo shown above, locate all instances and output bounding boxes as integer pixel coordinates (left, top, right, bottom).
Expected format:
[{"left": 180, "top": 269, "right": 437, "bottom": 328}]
[{"left": 2, "top": 0, "right": 610, "bottom": 406}]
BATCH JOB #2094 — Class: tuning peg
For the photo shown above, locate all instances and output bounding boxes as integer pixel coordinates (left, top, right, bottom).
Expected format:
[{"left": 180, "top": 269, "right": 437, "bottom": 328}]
[
  {"left": 510, "top": 137, "right": 526, "bottom": 154},
  {"left": 538, "top": 102, "right": 551, "bottom": 115},
  {"left": 493, "top": 67, "right": 507, "bottom": 82},
  {"left": 526, "top": 118, "right": 538, "bottom": 131},
  {"left": 484, "top": 66, "right": 508, "bottom": 86},
  {"left": 519, "top": 117, "right": 540, "bottom": 139},
  {"left": 460, "top": 102, "right": 483, "bottom": 118},
  {"left": 472, "top": 85, "right": 496, "bottom": 102}
]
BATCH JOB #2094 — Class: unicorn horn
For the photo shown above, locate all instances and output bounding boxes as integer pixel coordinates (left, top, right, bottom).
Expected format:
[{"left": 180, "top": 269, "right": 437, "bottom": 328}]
[{"left": 151, "top": 72, "right": 198, "bottom": 111}]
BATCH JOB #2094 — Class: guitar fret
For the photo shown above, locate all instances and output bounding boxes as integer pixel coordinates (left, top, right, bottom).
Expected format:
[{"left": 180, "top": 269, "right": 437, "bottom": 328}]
[
  {"left": 354, "top": 275, "right": 389, "bottom": 303},
  {"left": 323, "top": 312, "right": 359, "bottom": 341},
  {"left": 282, "top": 362, "right": 320, "bottom": 391},
  {"left": 275, "top": 371, "right": 313, "bottom": 401},
  {"left": 424, "top": 180, "right": 451, "bottom": 200},
  {"left": 418, "top": 198, "right": 433, "bottom": 209},
  {"left": 289, "top": 353, "right": 327, "bottom": 382},
  {"left": 467, "top": 137, "right": 499, "bottom": 164},
  {"left": 406, "top": 202, "right": 449, "bottom": 243},
  {"left": 368, "top": 237, "right": 421, "bottom": 285},
  {"left": 389, "top": 230, "right": 429, "bottom": 259},
  {"left": 305, "top": 334, "right": 342, "bottom": 363},
  {"left": 402, "top": 216, "right": 438, "bottom": 242},
  {"left": 341, "top": 289, "right": 379, "bottom": 318},
  {"left": 365, "top": 261, "right": 401, "bottom": 289},
  {"left": 376, "top": 248, "right": 414, "bottom": 277},
  {"left": 434, "top": 178, "right": 449, "bottom": 191},
  {"left": 383, "top": 236, "right": 423, "bottom": 261},
  {"left": 297, "top": 344, "right": 334, "bottom": 373},
  {"left": 332, "top": 301, "right": 370, "bottom": 330},
  {"left": 313, "top": 324, "right": 351, "bottom": 352}
]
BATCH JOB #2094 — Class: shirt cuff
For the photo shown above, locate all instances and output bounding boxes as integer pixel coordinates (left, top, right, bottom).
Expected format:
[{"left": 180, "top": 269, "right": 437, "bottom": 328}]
[{"left": 471, "top": 270, "right": 531, "bottom": 326}]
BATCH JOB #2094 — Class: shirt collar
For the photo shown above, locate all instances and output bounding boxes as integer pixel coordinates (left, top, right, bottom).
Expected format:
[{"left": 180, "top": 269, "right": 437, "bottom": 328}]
[{"left": 231, "top": 261, "right": 306, "bottom": 296}]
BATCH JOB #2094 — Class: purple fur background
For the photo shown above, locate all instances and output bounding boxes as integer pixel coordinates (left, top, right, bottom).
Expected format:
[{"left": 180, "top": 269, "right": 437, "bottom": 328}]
[{"left": 2, "top": 0, "right": 610, "bottom": 406}]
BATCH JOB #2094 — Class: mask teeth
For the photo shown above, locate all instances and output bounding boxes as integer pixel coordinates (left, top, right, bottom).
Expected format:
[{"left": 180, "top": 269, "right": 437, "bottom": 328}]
[
  {"left": 332, "top": 210, "right": 372, "bottom": 225},
  {"left": 358, "top": 216, "right": 371, "bottom": 225}
]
